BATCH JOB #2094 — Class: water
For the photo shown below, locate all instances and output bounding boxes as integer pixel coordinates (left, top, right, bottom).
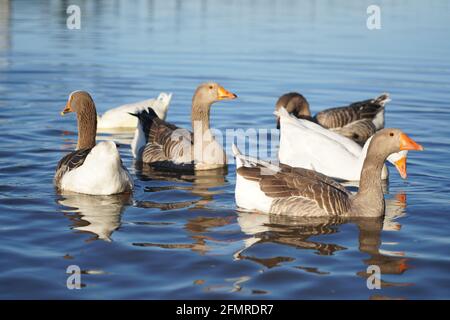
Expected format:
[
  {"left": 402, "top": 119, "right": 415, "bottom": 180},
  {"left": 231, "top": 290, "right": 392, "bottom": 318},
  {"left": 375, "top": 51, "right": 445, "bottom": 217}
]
[{"left": 0, "top": 0, "right": 449, "bottom": 299}]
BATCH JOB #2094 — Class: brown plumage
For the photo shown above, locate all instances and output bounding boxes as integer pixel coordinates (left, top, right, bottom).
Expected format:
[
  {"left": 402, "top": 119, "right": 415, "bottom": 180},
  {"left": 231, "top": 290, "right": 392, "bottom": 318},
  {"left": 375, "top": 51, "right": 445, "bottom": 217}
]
[
  {"left": 234, "top": 129, "right": 423, "bottom": 217},
  {"left": 132, "top": 82, "right": 237, "bottom": 171},
  {"left": 54, "top": 91, "right": 97, "bottom": 188},
  {"left": 54, "top": 91, "right": 133, "bottom": 195},
  {"left": 237, "top": 163, "right": 352, "bottom": 216},
  {"left": 329, "top": 118, "right": 377, "bottom": 143},
  {"left": 135, "top": 108, "right": 195, "bottom": 170},
  {"left": 275, "top": 92, "right": 390, "bottom": 145}
]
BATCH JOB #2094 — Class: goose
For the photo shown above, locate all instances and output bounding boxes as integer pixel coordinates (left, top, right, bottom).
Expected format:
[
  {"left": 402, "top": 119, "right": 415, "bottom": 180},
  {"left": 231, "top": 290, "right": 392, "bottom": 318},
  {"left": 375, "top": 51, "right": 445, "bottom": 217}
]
[
  {"left": 131, "top": 82, "right": 237, "bottom": 171},
  {"left": 276, "top": 107, "right": 408, "bottom": 181},
  {"left": 54, "top": 91, "right": 134, "bottom": 195},
  {"left": 232, "top": 129, "right": 423, "bottom": 217},
  {"left": 97, "top": 92, "right": 172, "bottom": 130},
  {"left": 275, "top": 92, "right": 390, "bottom": 145}
]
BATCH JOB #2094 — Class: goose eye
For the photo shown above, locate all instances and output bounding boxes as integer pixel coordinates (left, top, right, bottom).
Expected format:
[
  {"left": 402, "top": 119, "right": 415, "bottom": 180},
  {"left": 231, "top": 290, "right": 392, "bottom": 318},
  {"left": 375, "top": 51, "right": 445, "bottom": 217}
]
[
  {"left": 390, "top": 132, "right": 394, "bottom": 137},
  {"left": 209, "top": 85, "right": 213, "bottom": 90}
]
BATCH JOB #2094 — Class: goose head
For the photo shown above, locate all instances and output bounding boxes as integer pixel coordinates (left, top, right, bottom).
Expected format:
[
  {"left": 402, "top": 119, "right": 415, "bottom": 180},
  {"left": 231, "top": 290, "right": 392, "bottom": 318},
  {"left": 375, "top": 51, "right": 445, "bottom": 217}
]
[
  {"left": 363, "top": 131, "right": 422, "bottom": 180},
  {"left": 60, "top": 91, "right": 97, "bottom": 150},
  {"left": 192, "top": 82, "right": 237, "bottom": 107},
  {"left": 367, "top": 128, "right": 423, "bottom": 178},
  {"left": 275, "top": 92, "right": 311, "bottom": 129},
  {"left": 61, "top": 91, "right": 95, "bottom": 115}
]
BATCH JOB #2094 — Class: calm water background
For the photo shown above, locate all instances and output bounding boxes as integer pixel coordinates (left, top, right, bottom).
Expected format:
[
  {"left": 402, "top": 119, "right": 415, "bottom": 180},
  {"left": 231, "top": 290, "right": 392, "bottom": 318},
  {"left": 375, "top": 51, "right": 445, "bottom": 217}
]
[{"left": 0, "top": 0, "right": 449, "bottom": 299}]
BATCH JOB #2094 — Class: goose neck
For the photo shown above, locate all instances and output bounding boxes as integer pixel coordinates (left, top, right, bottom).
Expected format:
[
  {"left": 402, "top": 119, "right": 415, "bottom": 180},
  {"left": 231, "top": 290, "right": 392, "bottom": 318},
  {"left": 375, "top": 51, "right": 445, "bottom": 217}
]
[
  {"left": 76, "top": 103, "right": 97, "bottom": 150},
  {"left": 352, "top": 149, "right": 387, "bottom": 217},
  {"left": 191, "top": 100, "right": 213, "bottom": 139}
]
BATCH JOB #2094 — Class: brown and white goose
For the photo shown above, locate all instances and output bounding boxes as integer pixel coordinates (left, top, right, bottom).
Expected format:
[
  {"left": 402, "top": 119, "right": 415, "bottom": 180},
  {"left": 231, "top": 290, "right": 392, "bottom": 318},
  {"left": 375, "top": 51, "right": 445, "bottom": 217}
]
[
  {"left": 275, "top": 92, "right": 390, "bottom": 145},
  {"left": 54, "top": 91, "right": 133, "bottom": 195},
  {"left": 233, "top": 128, "right": 423, "bottom": 217},
  {"left": 131, "top": 82, "right": 237, "bottom": 171}
]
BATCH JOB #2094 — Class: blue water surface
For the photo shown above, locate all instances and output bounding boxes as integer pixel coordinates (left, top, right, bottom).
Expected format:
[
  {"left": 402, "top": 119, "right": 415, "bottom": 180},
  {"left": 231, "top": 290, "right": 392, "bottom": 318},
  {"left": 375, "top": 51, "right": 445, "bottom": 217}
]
[{"left": 0, "top": 0, "right": 449, "bottom": 299}]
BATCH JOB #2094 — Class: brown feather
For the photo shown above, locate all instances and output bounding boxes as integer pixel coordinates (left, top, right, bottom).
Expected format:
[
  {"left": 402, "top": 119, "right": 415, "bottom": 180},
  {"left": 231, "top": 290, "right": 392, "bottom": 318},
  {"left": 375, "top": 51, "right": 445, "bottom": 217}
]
[{"left": 236, "top": 162, "right": 352, "bottom": 216}]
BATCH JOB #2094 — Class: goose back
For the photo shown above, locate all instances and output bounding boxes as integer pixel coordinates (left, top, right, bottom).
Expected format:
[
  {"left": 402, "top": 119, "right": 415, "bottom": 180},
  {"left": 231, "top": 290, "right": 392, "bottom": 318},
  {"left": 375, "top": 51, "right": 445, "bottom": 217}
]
[
  {"left": 54, "top": 148, "right": 93, "bottom": 188},
  {"left": 314, "top": 94, "right": 389, "bottom": 129},
  {"left": 236, "top": 159, "right": 352, "bottom": 216},
  {"left": 331, "top": 118, "right": 377, "bottom": 145},
  {"left": 134, "top": 108, "right": 194, "bottom": 167},
  {"left": 97, "top": 92, "right": 172, "bottom": 129}
]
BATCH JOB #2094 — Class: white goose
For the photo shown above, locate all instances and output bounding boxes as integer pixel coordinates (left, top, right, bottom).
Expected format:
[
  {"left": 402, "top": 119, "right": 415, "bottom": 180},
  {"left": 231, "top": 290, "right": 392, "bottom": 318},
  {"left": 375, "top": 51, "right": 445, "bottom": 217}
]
[
  {"left": 276, "top": 107, "right": 408, "bottom": 181},
  {"left": 275, "top": 92, "right": 389, "bottom": 145},
  {"left": 54, "top": 91, "right": 134, "bottom": 195},
  {"left": 97, "top": 92, "right": 172, "bottom": 130}
]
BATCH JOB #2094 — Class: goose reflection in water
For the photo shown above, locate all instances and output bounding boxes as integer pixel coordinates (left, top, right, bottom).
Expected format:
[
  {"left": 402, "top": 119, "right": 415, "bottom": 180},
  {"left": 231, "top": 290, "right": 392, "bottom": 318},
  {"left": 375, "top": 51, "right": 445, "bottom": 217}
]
[
  {"left": 135, "top": 163, "right": 228, "bottom": 208},
  {"left": 383, "top": 192, "right": 407, "bottom": 232},
  {"left": 132, "top": 164, "right": 233, "bottom": 254},
  {"left": 338, "top": 181, "right": 407, "bottom": 232},
  {"left": 57, "top": 192, "right": 132, "bottom": 241},
  {"left": 235, "top": 192, "right": 411, "bottom": 291}
]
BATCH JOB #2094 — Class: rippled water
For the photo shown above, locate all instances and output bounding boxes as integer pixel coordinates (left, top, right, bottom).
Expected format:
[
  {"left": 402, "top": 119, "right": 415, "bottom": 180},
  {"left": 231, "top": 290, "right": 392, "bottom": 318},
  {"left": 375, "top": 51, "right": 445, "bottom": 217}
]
[{"left": 1, "top": 0, "right": 449, "bottom": 299}]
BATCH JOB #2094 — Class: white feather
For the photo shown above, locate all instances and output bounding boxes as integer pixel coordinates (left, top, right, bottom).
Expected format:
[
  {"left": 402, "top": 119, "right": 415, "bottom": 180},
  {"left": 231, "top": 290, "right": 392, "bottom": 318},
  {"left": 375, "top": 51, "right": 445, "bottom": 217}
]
[
  {"left": 233, "top": 144, "right": 273, "bottom": 213},
  {"left": 60, "top": 141, "right": 134, "bottom": 195},
  {"left": 276, "top": 107, "right": 405, "bottom": 181},
  {"left": 131, "top": 121, "right": 146, "bottom": 159},
  {"left": 97, "top": 92, "right": 172, "bottom": 129},
  {"left": 235, "top": 174, "right": 273, "bottom": 213},
  {"left": 372, "top": 108, "right": 385, "bottom": 130}
]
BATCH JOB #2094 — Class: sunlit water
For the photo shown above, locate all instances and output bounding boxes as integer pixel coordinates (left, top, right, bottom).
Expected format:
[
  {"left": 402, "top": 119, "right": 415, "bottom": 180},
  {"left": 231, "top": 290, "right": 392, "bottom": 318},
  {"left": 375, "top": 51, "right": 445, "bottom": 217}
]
[{"left": 0, "top": 0, "right": 449, "bottom": 299}]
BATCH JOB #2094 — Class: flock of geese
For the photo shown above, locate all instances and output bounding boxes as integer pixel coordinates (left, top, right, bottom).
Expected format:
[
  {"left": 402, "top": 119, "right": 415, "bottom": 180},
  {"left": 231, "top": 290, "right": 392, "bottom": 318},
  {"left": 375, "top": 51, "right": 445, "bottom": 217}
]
[{"left": 55, "top": 82, "right": 423, "bottom": 218}]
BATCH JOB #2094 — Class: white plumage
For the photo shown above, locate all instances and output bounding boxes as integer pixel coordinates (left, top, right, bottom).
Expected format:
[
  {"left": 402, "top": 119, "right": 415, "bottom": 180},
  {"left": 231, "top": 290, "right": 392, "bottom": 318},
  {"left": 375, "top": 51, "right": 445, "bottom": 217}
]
[
  {"left": 276, "top": 107, "right": 407, "bottom": 181},
  {"left": 131, "top": 120, "right": 146, "bottom": 159},
  {"left": 233, "top": 145, "right": 274, "bottom": 213},
  {"left": 59, "top": 141, "right": 134, "bottom": 195},
  {"left": 97, "top": 92, "right": 172, "bottom": 129}
]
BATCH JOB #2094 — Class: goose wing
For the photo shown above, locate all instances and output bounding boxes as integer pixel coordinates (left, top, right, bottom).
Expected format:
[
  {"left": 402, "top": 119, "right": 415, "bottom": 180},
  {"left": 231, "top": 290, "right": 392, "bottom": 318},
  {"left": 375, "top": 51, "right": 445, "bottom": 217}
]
[
  {"left": 278, "top": 163, "right": 351, "bottom": 196},
  {"left": 276, "top": 107, "right": 363, "bottom": 180},
  {"left": 138, "top": 109, "right": 194, "bottom": 165},
  {"left": 237, "top": 163, "right": 351, "bottom": 215},
  {"left": 234, "top": 146, "right": 352, "bottom": 215},
  {"left": 98, "top": 93, "right": 172, "bottom": 129},
  {"left": 54, "top": 147, "right": 93, "bottom": 188},
  {"left": 314, "top": 94, "right": 389, "bottom": 130},
  {"left": 330, "top": 118, "right": 377, "bottom": 145}
]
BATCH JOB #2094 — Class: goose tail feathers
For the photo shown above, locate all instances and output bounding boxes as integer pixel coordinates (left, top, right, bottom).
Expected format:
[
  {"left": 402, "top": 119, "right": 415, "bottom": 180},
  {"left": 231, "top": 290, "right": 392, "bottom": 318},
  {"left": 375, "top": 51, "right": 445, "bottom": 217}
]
[
  {"left": 273, "top": 105, "right": 290, "bottom": 119},
  {"left": 232, "top": 144, "right": 280, "bottom": 173},
  {"left": 374, "top": 93, "right": 391, "bottom": 107}
]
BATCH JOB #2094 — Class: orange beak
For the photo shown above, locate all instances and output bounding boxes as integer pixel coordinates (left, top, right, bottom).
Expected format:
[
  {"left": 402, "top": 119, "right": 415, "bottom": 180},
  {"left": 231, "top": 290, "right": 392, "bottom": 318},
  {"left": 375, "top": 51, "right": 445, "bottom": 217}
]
[
  {"left": 60, "top": 100, "right": 73, "bottom": 116},
  {"left": 399, "top": 133, "right": 423, "bottom": 151},
  {"left": 217, "top": 85, "right": 237, "bottom": 100},
  {"left": 394, "top": 156, "right": 408, "bottom": 179}
]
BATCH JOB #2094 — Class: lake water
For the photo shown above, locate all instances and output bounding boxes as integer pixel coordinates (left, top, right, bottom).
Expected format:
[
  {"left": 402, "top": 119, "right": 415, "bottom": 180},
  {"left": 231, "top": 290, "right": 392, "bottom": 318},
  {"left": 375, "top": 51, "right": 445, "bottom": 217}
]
[{"left": 0, "top": 0, "right": 449, "bottom": 299}]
